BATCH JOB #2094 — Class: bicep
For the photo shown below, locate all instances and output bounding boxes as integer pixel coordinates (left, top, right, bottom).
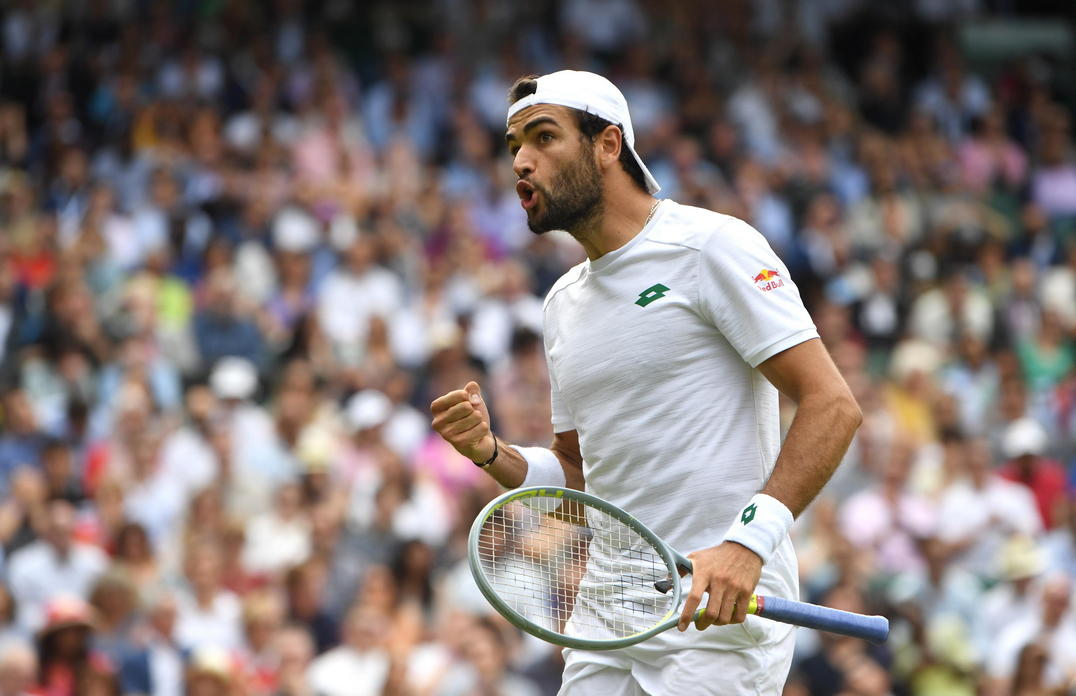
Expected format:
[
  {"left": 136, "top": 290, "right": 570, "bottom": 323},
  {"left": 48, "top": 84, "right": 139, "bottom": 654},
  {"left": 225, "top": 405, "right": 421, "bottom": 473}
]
[{"left": 756, "top": 338, "right": 852, "bottom": 404}]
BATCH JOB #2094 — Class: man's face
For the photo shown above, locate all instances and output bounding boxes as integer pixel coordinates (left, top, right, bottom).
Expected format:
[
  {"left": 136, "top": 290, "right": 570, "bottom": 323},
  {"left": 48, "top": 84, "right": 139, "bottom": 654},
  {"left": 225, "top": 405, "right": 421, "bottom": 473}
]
[
  {"left": 506, "top": 105, "right": 604, "bottom": 235},
  {"left": 45, "top": 501, "right": 76, "bottom": 552}
]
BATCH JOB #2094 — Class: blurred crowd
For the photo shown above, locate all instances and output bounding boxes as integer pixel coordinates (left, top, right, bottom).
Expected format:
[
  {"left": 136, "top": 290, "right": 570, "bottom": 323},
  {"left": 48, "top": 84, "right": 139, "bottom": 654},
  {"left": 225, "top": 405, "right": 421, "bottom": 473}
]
[{"left": 0, "top": 0, "right": 1074, "bottom": 695}]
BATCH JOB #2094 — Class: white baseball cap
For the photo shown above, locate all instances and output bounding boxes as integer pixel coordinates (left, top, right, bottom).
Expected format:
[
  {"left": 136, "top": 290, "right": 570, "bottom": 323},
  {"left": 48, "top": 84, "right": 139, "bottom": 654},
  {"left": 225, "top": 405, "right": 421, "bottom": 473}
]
[
  {"left": 1002, "top": 417, "right": 1048, "bottom": 459},
  {"left": 506, "top": 70, "right": 661, "bottom": 194},
  {"left": 272, "top": 207, "right": 319, "bottom": 253},
  {"left": 209, "top": 357, "right": 258, "bottom": 400},
  {"left": 345, "top": 390, "right": 392, "bottom": 432}
]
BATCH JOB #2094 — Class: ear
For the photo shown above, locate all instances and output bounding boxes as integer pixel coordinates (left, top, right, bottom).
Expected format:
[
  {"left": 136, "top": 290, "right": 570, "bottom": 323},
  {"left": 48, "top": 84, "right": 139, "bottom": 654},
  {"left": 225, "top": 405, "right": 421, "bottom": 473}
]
[{"left": 595, "top": 125, "right": 623, "bottom": 171}]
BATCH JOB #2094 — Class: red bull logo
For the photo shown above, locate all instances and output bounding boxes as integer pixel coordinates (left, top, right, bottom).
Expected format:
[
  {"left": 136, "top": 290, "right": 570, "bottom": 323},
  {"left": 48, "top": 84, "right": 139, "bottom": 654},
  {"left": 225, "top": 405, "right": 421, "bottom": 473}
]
[{"left": 753, "top": 268, "right": 784, "bottom": 292}]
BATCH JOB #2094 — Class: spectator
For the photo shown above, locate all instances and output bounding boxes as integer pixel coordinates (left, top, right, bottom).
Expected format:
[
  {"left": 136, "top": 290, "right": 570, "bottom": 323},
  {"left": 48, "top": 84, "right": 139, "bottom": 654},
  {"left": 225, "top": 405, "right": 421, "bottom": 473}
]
[
  {"left": 957, "top": 108, "right": 1028, "bottom": 196},
  {"left": 156, "top": 385, "right": 220, "bottom": 505},
  {"left": 1016, "top": 309, "right": 1074, "bottom": 395},
  {"left": 86, "top": 570, "right": 138, "bottom": 667},
  {"left": 283, "top": 562, "right": 337, "bottom": 655},
  {"left": 36, "top": 596, "right": 112, "bottom": 696},
  {"left": 208, "top": 358, "right": 283, "bottom": 517},
  {"left": 976, "top": 535, "right": 1049, "bottom": 658},
  {"left": 270, "top": 626, "right": 315, "bottom": 696},
  {"left": 908, "top": 273, "right": 994, "bottom": 350},
  {"left": 1030, "top": 109, "right": 1076, "bottom": 221},
  {"left": 999, "top": 418, "right": 1068, "bottom": 529},
  {"left": 193, "top": 270, "right": 268, "bottom": 373},
  {"left": 241, "top": 482, "right": 311, "bottom": 577},
  {"left": 391, "top": 540, "right": 435, "bottom": 617},
  {"left": 0, "top": 390, "right": 47, "bottom": 497},
  {"left": 6, "top": 500, "right": 107, "bottom": 633},
  {"left": 435, "top": 618, "right": 543, "bottom": 696},
  {"left": 465, "top": 260, "right": 543, "bottom": 366},
  {"left": 986, "top": 573, "right": 1076, "bottom": 695},
  {"left": 935, "top": 436, "right": 1042, "bottom": 578},
  {"left": 39, "top": 439, "right": 83, "bottom": 507},
  {"left": 122, "top": 427, "right": 185, "bottom": 548},
  {"left": 305, "top": 605, "right": 390, "bottom": 696},
  {"left": 939, "top": 334, "right": 999, "bottom": 437},
  {"left": 0, "top": 467, "right": 46, "bottom": 557},
  {"left": 839, "top": 441, "right": 936, "bottom": 575},
  {"left": 316, "top": 233, "right": 402, "bottom": 367},
  {"left": 236, "top": 590, "right": 285, "bottom": 695},
  {"left": 175, "top": 542, "right": 242, "bottom": 652},
  {"left": 118, "top": 589, "right": 185, "bottom": 696},
  {"left": 183, "top": 647, "right": 235, "bottom": 696},
  {"left": 914, "top": 41, "right": 991, "bottom": 142},
  {"left": 131, "top": 168, "right": 210, "bottom": 283}
]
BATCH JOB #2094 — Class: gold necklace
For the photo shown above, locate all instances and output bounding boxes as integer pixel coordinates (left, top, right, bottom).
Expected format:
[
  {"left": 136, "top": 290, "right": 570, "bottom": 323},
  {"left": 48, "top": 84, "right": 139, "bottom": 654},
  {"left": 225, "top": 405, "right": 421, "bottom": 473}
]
[{"left": 644, "top": 199, "right": 660, "bottom": 228}]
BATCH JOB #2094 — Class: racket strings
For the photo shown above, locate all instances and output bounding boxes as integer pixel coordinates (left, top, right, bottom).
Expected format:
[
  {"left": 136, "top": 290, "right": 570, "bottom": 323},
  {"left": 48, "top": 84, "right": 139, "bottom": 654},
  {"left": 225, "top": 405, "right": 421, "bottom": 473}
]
[{"left": 475, "top": 497, "right": 675, "bottom": 640}]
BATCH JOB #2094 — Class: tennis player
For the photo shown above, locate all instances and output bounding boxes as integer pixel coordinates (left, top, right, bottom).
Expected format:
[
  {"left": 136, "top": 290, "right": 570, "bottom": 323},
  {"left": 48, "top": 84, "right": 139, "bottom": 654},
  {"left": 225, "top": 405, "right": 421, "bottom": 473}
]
[{"left": 430, "top": 70, "right": 862, "bottom": 695}]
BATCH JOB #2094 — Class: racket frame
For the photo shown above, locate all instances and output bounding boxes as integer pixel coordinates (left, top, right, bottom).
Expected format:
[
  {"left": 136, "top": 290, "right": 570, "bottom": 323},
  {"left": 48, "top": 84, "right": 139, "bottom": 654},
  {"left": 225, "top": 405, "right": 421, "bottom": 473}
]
[{"left": 468, "top": 485, "right": 685, "bottom": 650}]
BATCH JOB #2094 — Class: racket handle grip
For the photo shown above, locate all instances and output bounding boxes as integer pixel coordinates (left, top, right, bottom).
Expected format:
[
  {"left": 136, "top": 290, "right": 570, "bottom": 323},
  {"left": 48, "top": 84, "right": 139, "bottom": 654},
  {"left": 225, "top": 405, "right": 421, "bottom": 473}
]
[{"left": 754, "top": 595, "right": 889, "bottom": 644}]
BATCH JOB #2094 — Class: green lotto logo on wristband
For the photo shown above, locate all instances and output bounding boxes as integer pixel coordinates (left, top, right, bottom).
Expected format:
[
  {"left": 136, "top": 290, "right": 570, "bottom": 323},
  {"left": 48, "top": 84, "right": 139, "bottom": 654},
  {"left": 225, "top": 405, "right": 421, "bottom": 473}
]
[
  {"left": 635, "top": 283, "right": 670, "bottom": 307},
  {"left": 741, "top": 504, "right": 757, "bottom": 525}
]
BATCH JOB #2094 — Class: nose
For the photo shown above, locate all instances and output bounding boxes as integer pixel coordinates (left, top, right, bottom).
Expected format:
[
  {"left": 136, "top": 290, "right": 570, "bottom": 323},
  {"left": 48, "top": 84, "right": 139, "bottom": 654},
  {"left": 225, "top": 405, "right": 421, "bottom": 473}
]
[{"left": 512, "top": 147, "right": 534, "bottom": 180}]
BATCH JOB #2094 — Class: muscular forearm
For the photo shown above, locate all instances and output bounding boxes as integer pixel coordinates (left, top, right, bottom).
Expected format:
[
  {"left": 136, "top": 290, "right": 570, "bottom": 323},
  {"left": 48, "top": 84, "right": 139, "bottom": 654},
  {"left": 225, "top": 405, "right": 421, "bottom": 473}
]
[{"left": 761, "top": 391, "right": 862, "bottom": 517}]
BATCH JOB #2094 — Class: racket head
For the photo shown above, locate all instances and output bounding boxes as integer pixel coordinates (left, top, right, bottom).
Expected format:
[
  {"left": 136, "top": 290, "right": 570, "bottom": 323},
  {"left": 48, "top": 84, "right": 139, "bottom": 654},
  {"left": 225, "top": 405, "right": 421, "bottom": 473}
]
[{"left": 467, "top": 486, "right": 682, "bottom": 650}]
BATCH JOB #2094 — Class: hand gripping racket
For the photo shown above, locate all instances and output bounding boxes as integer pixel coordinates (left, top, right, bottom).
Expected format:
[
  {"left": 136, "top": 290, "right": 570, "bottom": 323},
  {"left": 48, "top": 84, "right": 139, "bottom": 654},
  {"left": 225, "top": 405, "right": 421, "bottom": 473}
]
[{"left": 468, "top": 486, "right": 888, "bottom": 650}]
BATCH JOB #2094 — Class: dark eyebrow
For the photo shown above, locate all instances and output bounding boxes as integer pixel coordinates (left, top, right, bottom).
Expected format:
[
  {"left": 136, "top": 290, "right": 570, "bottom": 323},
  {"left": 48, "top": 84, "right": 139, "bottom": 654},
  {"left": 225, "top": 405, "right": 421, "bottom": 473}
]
[{"left": 505, "top": 116, "right": 561, "bottom": 146}]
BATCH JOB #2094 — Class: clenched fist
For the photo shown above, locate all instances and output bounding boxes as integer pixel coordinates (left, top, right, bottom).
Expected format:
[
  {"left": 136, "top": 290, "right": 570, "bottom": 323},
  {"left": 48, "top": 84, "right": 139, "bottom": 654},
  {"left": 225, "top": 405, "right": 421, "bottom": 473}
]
[{"left": 430, "top": 381, "right": 495, "bottom": 463}]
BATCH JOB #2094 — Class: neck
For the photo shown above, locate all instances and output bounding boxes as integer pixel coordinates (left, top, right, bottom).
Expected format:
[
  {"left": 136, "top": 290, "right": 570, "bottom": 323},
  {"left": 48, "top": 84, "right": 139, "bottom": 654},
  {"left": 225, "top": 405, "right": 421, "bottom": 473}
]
[
  {"left": 50, "top": 542, "right": 72, "bottom": 561},
  {"left": 571, "top": 187, "right": 657, "bottom": 261}
]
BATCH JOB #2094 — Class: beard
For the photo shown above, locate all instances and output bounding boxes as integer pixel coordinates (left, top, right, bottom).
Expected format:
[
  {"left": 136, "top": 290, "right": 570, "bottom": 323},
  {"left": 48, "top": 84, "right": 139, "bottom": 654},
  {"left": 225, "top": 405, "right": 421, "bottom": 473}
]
[{"left": 526, "top": 145, "right": 604, "bottom": 235}]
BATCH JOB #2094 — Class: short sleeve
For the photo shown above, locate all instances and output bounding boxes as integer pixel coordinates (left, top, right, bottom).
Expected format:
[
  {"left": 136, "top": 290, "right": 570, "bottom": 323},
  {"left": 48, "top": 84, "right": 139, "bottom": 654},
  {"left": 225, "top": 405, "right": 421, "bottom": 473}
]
[
  {"left": 543, "top": 328, "right": 575, "bottom": 434},
  {"left": 697, "top": 218, "right": 818, "bottom": 367}
]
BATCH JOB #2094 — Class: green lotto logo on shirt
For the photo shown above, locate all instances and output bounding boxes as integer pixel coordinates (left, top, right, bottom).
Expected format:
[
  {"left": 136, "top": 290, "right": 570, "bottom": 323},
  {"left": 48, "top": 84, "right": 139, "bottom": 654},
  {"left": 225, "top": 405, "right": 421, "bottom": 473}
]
[
  {"left": 753, "top": 268, "right": 784, "bottom": 292},
  {"left": 635, "top": 283, "right": 670, "bottom": 307}
]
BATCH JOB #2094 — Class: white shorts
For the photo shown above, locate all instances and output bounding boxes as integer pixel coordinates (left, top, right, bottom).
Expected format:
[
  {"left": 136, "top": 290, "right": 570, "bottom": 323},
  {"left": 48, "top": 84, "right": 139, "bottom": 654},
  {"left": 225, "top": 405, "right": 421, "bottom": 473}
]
[{"left": 558, "top": 618, "right": 795, "bottom": 696}]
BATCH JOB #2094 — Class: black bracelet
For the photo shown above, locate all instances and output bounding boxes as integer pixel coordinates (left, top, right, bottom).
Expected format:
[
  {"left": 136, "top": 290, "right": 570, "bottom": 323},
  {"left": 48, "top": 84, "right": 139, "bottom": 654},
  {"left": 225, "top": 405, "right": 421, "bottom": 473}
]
[{"left": 474, "top": 436, "right": 499, "bottom": 468}]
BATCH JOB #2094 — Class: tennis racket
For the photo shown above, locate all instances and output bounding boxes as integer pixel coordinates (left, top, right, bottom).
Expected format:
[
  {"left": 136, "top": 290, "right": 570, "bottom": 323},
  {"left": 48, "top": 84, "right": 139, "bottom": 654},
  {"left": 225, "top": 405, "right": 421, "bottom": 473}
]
[{"left": 468, "top": 486, "right": 889, "bottom": 650}]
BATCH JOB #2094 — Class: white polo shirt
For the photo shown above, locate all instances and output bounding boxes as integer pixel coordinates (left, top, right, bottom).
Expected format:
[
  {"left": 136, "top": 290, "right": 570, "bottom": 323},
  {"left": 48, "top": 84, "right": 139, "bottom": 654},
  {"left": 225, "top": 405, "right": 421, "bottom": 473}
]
[{"left": 543, "top": 201, "right": 817, "bottom": 631}]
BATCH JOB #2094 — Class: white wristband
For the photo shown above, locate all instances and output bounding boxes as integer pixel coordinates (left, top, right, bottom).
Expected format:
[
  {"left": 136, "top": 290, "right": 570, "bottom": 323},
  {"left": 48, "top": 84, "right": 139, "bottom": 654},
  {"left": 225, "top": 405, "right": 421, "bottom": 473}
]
[
  {"left": 514, "top": 446, "right": 567, "bottom": 489},
  {"left": 722, "top": 494, "right": 794, "bottom": 564}
]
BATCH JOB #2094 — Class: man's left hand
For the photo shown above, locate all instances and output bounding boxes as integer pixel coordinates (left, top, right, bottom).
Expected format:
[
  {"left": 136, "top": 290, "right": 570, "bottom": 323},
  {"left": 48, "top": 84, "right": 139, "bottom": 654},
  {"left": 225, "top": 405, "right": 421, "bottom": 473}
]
[{"left": 677, "top": 541, "right": 762, "bottom": 631}]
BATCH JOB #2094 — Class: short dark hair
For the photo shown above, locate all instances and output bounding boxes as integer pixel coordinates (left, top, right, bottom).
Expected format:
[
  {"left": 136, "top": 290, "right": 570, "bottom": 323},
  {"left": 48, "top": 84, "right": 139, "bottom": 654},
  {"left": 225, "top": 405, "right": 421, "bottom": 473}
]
[
  {"left": 508, "top": 76, "right": 649, "bottom": 193},
  {"left": 41, "top": 436, "right": 72, "bottom": 456}
]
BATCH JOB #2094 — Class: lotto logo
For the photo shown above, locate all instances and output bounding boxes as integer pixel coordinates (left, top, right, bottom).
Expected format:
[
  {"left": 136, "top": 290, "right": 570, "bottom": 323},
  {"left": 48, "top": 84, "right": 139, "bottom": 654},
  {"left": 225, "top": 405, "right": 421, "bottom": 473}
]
[{"left": 635, "top": 283, "right": 670, "bottom": 307}]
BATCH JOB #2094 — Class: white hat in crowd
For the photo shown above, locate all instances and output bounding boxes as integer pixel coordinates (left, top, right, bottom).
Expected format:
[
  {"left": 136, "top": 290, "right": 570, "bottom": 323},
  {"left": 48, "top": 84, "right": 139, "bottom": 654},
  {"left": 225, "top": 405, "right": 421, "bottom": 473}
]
[
  {"left": 1002, "top": 417, "right": 1048, "bottom": 459},
  {"left": 346, "top": 390, "right": 392, "bottom": 432},
  {"left": 209, "top": 357, "right": 259, "bottom": 401},
  {"left": 272, "top": 207, "right": 319, "bottom": 253}
]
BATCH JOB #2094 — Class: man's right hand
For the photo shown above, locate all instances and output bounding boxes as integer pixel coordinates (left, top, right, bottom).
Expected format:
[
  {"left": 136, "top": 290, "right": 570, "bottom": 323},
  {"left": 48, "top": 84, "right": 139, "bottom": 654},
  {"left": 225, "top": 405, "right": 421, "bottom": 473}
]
[{"left": 430, "top": 381, "right": 495, "bottom": 463}]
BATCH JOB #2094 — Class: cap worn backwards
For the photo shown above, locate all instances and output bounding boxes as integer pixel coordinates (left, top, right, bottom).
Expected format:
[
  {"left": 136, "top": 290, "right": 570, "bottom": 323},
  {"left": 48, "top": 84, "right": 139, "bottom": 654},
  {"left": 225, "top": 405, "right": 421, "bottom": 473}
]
[{"left": 506, "top": 70, "right": 661, "bottom": 194}]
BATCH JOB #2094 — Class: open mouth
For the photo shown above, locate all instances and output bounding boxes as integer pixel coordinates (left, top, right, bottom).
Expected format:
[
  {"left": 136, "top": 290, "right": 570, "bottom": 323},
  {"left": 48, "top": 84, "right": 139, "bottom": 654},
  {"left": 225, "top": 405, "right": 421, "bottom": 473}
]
[{"left": 516, "top": 180, "right": 538, "bottom": 210}]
